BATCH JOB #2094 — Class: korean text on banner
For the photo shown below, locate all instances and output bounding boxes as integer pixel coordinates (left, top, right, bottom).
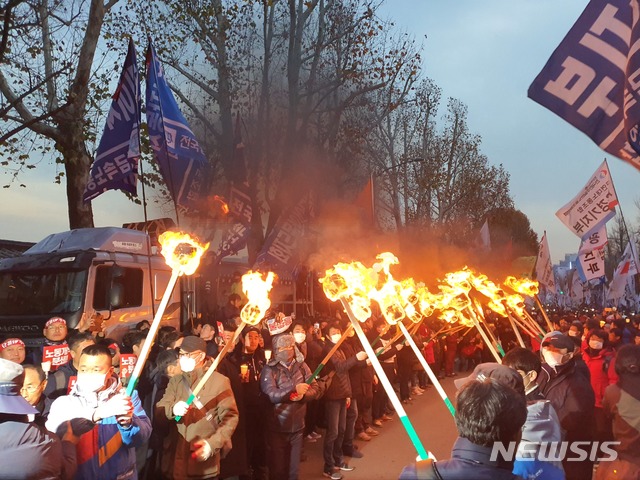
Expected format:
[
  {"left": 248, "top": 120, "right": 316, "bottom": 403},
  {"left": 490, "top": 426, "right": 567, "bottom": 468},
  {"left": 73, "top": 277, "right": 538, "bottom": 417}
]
[
  {"left": 555, "top": 160, "right": 618, "bottom": 239},
  {"left": 528, "top": 0, "right": 640, "bottom": 169}
]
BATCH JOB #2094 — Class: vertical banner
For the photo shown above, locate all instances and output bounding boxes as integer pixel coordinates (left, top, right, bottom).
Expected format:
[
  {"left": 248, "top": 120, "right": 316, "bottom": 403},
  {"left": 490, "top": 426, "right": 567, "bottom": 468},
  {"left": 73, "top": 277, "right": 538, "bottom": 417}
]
[
  {"left": 555, "top": 160, "right": 618, "bottom": 239},
  {"left": 528, "top": 0, "right": 640, "bottom": 170},
  {"left": 535, "top": 232, "right": 557, "bottom": 294},
  {"left": 145, "top": 42, "right": 208, "bottom": 209},
  {"left": 84, "top": 38, "right": 140, "bottom": 202}
]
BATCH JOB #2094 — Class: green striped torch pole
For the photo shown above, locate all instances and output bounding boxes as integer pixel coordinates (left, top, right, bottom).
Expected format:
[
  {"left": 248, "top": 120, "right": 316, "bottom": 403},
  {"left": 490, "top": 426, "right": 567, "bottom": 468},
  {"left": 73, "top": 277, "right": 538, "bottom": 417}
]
[
  {"left": 306, "top": 324, "right": 354, "bottom": 384},
  {"left": 340, "top": 298, "right": 432, "bottom": 461},
  {"left": 398, "top": 322, "right": 456, "bottom": 417}
]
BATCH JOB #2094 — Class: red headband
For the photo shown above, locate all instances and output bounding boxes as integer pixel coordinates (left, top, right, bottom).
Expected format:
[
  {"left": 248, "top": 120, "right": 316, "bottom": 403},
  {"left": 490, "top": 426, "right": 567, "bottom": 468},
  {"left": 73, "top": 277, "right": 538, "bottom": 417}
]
[
  {"left": 0, "top": 338, "right": 25, "bottom": 351},
  {"left": 45, "top": 317, "right": 67, "bottom": 328}
]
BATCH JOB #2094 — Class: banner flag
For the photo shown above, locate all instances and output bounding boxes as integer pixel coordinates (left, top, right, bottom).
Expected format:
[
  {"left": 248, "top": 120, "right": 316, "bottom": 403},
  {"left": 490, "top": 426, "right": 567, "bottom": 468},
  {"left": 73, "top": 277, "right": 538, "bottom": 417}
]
[
  {"left": 84, "top": 38, "right": 140, "bottom": 202},
  {"left": 145, "top": 41, "right": 208, "bottom": 209},
  {"left": 555, "top": 160, "right": 618, "bottom": 239},
  {"left": 578, "top": 224, "right": 608, "bottom": 253},
  {"left": 528, "top": 0, "right": 640, "bottom": 169},
  {"left": 578, "top": 246, "right": 606, "bottom": 281},
  {"left": 254, "top": 193, "right": 314, "bottom": 275},
  {"left": 215, "top": 114, "right": 252, "bottom": 261},
  {"left": 479, "top": 219, "right": 491, "bottom": 250},
  {"left": 535, "top": 232, "right": 557, "bottom": 294},
  {"left": 607, "top": 241, "right": 639, "bottom": 299}
]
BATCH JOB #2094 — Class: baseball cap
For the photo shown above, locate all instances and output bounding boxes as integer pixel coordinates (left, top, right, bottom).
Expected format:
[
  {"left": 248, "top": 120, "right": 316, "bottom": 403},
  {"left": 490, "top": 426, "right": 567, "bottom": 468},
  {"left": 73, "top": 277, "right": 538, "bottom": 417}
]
[
  {"left": 454, "top": 362, "right": 525, "bottom": 394},
  {"left": 541, "top": 331, "right": 575, "bottom": 352},
  {"left": 0, "top": 358, "right": 38, "bottom": 415}
]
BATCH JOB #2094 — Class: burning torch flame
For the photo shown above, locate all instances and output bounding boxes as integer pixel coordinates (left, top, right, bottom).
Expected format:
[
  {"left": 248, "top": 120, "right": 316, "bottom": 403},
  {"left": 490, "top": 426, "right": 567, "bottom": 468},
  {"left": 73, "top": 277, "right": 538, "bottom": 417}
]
[
  {"left": 212, "top": 195, "right": 230, "bottom": 215},
  {"left": 504, "top": 276, "right": 539, "bottom": 297},
  {"left": 240, "top": 271, "right": 276, "bottom": 326},
  {"left": 158, "top": 231, "right": 210, "bottom": 276}
]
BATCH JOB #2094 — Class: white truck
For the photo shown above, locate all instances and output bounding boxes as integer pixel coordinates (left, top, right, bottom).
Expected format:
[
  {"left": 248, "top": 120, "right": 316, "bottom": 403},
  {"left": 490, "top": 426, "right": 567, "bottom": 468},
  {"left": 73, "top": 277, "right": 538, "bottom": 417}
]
[{"left": 0, "top": 227, "right": 185, "bottom": 347}]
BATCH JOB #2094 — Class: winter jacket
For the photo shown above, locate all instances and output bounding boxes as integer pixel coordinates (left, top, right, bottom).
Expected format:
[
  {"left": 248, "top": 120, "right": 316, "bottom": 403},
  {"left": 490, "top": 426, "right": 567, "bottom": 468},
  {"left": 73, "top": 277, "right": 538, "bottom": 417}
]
[
  {"left": 344, "top": 336, "right": 372, "bottom": 397},
  {"left": 602, "top": 375, "right": 640, "bottom": 467},
  {"left": 0, "top": 419, "right": 77, "bottom": 480},
  {"left": 44, "top": 361, "right": 77, "bottom": 402},
  {"left": 260, "top": 358, "right": 322, "bottom": 433},
  {"left": 45, "top": 374, "right": 151, "bottom": 480},
  {"left": 583, "top": 347, "right": 618, "bottom": 408},
  {"left": 398, "top": 437, "right": 523, "bottom": 480},
  {"left": 323, "top": 340, "right": 360, "bottom": 400},
  {"left": 157, "top": 360, "right": 239, "bottom": 480},
  {"left": 512, "top": 400, "right": 565, "bottom": 480}
]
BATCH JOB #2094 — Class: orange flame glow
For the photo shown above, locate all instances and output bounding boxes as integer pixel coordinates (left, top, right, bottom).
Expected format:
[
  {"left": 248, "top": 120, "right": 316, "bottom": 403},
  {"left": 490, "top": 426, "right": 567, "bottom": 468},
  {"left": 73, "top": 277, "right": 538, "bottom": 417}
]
[
  {"left": 504, "top": 276, "right": 539, "bottom": 297},
  {"left": 158, "top": 231, "right": 210, "bottom": 275},
  {"left": 213, "top": 195, "right": 230, "bottom": 215},
  {"left": 240, "top": 271, "right": 276, "bottom": 326}
]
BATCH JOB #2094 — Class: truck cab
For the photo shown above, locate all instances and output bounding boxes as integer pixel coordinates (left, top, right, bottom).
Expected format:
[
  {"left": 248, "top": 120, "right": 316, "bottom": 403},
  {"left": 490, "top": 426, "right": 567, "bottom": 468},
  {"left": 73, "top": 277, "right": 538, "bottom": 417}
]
[{"left": 0, "top": 227, "right": 181, "bottom": 347}]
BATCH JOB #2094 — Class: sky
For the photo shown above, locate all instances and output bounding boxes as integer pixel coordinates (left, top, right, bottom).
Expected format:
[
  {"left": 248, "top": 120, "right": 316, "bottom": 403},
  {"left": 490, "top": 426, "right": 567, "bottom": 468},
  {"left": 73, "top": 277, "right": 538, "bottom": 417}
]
[{"left": 1, "top": 0, "right": 638, "bottom": 264}]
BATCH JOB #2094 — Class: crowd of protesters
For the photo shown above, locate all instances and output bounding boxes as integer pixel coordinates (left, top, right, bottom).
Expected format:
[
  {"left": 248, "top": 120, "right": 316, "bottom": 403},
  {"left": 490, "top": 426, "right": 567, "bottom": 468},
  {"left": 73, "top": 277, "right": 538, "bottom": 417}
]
[{"left": 1, "top": 298, "right": 640, "bottom": 480}]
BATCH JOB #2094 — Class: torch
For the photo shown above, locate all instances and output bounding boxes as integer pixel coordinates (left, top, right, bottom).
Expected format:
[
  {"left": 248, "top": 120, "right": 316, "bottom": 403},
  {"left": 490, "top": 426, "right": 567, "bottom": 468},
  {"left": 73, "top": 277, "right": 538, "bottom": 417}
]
[
  {"left": 321, "top": 258, "right": 432, "bottom": 461},
  {"left": 175, "top": 270, "right": 274, "bottom": 422},
  {"left": 126, "top": 232, "right": 209, "bottom": 396},
  {"left": 503, "top": 276, "right": 551, "bottom": 333},
  {"left": 306, "top": 324, "right": 354, "bottom": 384}
]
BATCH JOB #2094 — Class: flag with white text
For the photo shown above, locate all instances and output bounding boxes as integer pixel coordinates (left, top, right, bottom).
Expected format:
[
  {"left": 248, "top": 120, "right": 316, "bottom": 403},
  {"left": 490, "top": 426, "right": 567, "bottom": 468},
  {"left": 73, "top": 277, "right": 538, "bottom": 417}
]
[
  {"left": 555, "top": 160, "right": 618, "bottom": 239},
  {"left": 535, "top": 232, "right": 557, "bottom": 294},
  {"left": 528, "top": 0, "right": 640, "bottom": 169},
  {"left": 145, "top": 42, "right": 208, "bottom": 209},
  {"left": 84, "top": 38, "right": 140, "bottom": 202}
]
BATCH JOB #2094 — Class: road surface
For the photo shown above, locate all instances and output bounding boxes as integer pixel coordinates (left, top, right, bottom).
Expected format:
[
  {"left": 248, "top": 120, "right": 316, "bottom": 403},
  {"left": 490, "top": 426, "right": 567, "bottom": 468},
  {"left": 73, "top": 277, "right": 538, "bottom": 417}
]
[{"left": 298, "top": 376, "right": 460, "bottom": 479}]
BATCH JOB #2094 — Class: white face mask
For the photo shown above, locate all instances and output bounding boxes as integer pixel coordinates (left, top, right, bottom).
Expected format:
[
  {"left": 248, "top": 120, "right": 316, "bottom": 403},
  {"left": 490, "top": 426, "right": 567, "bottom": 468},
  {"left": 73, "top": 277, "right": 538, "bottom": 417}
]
[
  {"left": 76, "top": 372, "right": 107, "bottom": 393},
  {"left": 179, "top": 356, "right": 197, "bottom": 373},
  {"left": 293, "top": 332, "right": 306, "bottom": 344},
  {"left": 568, "top": 330, "right": 579, "bottom": 337},
  {"left": 330, "top": 334, "right": 341, "bottom": 344},
  {"left": 542, "top": 349, "right": 568, "bottom": 368},
  {"left": 589, "top": 340, "right": 604, "bottom": 350}
]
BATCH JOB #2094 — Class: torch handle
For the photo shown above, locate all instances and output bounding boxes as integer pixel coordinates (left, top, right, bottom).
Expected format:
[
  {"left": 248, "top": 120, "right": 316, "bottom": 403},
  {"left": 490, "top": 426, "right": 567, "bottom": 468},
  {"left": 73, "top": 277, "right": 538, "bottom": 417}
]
[
  {"left": 466, "top": 308, "right": 502, "bottom": 363},
  {"left": 307, "top": 324, "right": 353, "bottom": 384},
  {"left": 175, "top": 322, "right": 246, "bottom": 422},
  {"left": 340, "top": 299, "right": 430, "bottom": 461},
  {"left": 506, "top": 313, "right": 526, "bottom": 348},
  {"left": 126, "top": 269, "right": 180, "bottom": 396},
  {"left": 534, "top": 295, "right": 554, "bottom": 332},
  {"left": 398, "top": 322, "right": 455, "bottom": 417}
]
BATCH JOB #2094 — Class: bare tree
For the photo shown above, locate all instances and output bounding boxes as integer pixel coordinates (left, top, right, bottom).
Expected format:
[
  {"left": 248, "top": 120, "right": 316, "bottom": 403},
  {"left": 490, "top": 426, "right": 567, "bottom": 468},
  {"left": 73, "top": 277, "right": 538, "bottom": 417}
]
[{"left": 0, "top": 0, "right": 119, "bottom": 228}]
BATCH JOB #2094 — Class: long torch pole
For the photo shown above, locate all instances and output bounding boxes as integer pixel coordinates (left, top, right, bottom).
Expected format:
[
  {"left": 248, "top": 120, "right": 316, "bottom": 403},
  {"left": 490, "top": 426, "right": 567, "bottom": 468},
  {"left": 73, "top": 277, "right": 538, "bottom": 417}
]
[
  {"left": 307, "top": 324, "right": 354, "bottom": 384},
  {"left": 534, "top": 294, "right": 554, "bottom": 332},
  {"left": 398, "top": 322, "right": 455, "bottom": 417},
  {"left": 175, "top": 322, "right": 245, "bottom": 422},
  {"left": 506, "top": 313, "right": 526, "bottom": 348},
  {"left": 126, "top": 269, "right": 180, "bottom": 396},
  {"left": 466, "top": 308, "right": 502, "bottom": 363},
  {"left": 340, "top": 299, "right": 431, "bottom": 461}
]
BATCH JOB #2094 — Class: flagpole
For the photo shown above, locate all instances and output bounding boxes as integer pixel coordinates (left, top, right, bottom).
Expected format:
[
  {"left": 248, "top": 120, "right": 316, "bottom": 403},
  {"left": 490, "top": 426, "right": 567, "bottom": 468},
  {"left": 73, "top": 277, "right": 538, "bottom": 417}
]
[{"left": 138, "top": 159, "right": 157, "bottom": 320}]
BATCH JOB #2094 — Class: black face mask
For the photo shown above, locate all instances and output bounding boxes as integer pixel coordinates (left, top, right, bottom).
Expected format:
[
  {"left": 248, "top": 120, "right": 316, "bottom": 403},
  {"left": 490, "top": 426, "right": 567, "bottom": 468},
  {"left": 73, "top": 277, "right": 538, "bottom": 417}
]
[{"left": 275, "top": 348, "right": 294, "bottom": 364}]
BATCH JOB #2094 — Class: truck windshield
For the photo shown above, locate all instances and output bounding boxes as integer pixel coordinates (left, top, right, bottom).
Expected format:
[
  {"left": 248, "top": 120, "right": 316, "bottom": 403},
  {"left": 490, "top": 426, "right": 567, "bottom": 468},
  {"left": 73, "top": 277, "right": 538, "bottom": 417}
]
[{"left": 0, "top": 270, "right": 88, "bottom": 315}]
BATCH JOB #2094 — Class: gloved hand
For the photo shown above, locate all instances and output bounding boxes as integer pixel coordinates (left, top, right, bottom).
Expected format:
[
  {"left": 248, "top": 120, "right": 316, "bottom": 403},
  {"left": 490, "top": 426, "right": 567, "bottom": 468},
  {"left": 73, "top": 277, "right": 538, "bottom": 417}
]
[
  {"left": 355, "top": 351, "right": 367, "bottom": 361},
  {"left": 191, "top": 439, "right": 213, "bottom": 462},
  {"left": 93, "top": 394, "right": 132, "bottom": 422},
  {"left": 173, "top": 401, "right": 190, "bottom": 417},
  {"left": 295, "top": 383, "right": 310, "bottom": 396}
]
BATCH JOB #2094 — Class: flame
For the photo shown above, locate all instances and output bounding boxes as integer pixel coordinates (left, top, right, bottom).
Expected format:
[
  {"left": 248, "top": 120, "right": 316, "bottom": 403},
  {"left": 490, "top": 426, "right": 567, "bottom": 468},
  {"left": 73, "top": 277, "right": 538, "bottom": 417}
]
[
  {"left": 158, "top": 231, "right": 210, "bottom": 275},
  {"left": 504, "top": 276, "right": 539, "bottom": 297},
  {"left": 468, "top": 271, "right": 508, "bottom": 317},
  {"left": 212, "top": 195, "right": 230, "bottom": 215},
  {"left": 240, "top": 271, "right": 276, "bottom": 326}
]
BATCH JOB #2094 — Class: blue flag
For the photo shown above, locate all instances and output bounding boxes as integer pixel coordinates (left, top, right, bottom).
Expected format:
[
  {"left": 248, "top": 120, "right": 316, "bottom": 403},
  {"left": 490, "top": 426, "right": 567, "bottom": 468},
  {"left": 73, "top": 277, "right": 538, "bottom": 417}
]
[
  {"left": 528, "top": 0, "right": 640, "bottom": 169},
  {"left": 254, "top": 193, "right": 314, "bottom": 275},
  {"left": 84, "top": 38, "right": 140, "bottom": 202},
  {"left": 145, "top": 42, "right": 208, "bottom": 209}
]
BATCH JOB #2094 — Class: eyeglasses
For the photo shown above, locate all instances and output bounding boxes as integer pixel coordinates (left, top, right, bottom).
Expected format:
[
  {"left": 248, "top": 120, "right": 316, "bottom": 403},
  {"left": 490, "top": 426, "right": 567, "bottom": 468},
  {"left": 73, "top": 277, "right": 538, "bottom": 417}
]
[
  {"left": 178, "top": 351, "right": 199, "bottom": 358},
  {"left": 20, "top": 383, "right": 43, "bottom": 394}
]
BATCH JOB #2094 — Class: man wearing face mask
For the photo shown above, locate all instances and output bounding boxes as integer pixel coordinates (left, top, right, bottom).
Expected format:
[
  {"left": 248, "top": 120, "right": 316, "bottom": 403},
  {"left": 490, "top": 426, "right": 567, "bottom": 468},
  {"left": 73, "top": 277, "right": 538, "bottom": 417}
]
[
  {"left": 536, "top": 331, "right": 595, "bottom": 480},
  {"left": 46, "top": 344, "right": 151, "bottom": 479},
  {"left": 157, "top": 335, "right": 239, "bottom": 480},
  {"left": 583, "top": 328, "right": 618, "bottom": 442},
  {"left": 260, "top": 332, "right": 323, "bottom": 480}
]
